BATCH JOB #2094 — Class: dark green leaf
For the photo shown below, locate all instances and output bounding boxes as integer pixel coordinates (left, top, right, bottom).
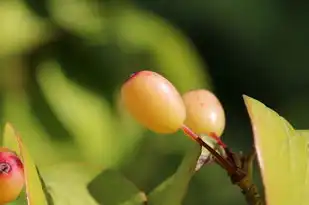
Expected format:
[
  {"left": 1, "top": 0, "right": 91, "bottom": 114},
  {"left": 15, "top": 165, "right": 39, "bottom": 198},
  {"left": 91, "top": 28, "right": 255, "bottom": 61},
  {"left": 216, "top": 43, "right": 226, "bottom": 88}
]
[
  {"left": 36, "top": 167, "right": 54, "bottom": 205},
  {"left": 39, "top": 163, "right": 99, "bottom": 205},
  {"left": 88, "top": 169, "right": 147, "bottom": 205},
  {"left": 148, "top": 142, "right": 201, "bottom": 205}
]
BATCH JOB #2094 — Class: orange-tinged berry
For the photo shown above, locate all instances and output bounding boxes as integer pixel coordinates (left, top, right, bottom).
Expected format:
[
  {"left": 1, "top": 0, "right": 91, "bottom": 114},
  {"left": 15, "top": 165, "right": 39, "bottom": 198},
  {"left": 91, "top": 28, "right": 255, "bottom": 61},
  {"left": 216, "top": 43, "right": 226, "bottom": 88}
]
[
  {"left": 182, "top": 89, "right": 225, "bottom": 137},
  {"left": 121, "top": 70, "right": 186, "bottom": 134},
  {"left": 0, "top": 147, "right": 24, "bottom": 204}
]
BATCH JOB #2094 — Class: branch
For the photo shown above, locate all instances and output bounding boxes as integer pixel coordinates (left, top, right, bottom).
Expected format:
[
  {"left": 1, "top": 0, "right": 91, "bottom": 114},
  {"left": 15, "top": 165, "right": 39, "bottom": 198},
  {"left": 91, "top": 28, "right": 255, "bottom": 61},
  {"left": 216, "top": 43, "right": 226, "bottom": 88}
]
[
  {"left": 226, "top": 147, "right": 265, "bottom": 205},
  {"left": 180, "top": 127, "right": 265, "bottom": 205}
]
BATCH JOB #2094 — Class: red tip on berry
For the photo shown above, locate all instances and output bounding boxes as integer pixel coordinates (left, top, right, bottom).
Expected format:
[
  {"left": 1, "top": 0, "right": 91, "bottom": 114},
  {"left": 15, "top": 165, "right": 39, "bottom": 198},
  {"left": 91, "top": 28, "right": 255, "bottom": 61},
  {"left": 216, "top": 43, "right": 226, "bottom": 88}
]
[
  {"left": 124, "top": 71, "right": 140, "bottom": 84},
  {"left": 129, "top": 71, "right": 140, "bottom": 78},
  {"left": 209, "top": 132, "right": 227, "bottom": 148},
  {"left": 125, "top": 70, "right": 156, "bottom": 84}
]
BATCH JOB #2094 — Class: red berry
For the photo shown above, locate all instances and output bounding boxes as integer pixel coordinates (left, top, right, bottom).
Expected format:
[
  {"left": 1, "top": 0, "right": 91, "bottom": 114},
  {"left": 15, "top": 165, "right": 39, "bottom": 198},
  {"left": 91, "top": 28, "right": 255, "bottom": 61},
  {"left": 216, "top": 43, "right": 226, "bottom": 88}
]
[{"left": 0, "top": 147, "right": 24, "bottom": 204}]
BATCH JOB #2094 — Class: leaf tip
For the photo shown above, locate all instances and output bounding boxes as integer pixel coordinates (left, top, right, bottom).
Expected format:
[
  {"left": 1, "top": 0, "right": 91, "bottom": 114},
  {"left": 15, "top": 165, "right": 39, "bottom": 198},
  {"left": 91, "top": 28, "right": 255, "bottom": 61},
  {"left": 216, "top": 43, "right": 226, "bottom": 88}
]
[
  {"left": 3, "top": 122, "right": 16, "bottom": 135},
  {"left": 4, "top": 121, "right": 13, "bottom": 128},
  {"left": 243, "top": 95, "right": 262, "bottom": 110},
  {"left": 4, "top": 122, "right": 21, "bottom": 138},
  {"left": 242, "top": 94, "right": 253, "bottom": 104}
]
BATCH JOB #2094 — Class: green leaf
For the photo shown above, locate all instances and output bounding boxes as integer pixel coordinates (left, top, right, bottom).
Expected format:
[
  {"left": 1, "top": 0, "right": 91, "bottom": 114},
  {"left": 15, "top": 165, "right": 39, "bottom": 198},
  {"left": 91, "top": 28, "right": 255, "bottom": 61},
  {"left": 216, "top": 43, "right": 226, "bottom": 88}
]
[
  {"left": 2, "top": 83, "right": 83, "bottom": 167},
  {"left": 36, "top": 167, "right": 54, "bottom": 205},
  {"left": 148, "top": 142, "right": 201, "bottom": 205},
  {"left": 88, "top": 169, "right": 147, "bottom": 205},
  {"left": 297, "top": 130, "right": 309, "bottom": 138},
  {"left": 244, "top": 95, "right": 309, "bottom": 205},
  {"left": 110, "top": 5, "right": 212, "bottom": 93},
  {"left": 0, "top": 0, "right": 51, "bottom": 57},
  {"left": 37, "top": 61, "right": 144, "bottom": 168},
  {"left": 7, "top": 189, "right": 27, "bottom": 205},
  {"left": 2, "top": 123, "right": 48, "bottom": 205},
  {"left": 49, "top": 0, "right": 105, "bottom": 39},
  {"left": 39, "top": 163, "right": 99, "bottom": 205}
]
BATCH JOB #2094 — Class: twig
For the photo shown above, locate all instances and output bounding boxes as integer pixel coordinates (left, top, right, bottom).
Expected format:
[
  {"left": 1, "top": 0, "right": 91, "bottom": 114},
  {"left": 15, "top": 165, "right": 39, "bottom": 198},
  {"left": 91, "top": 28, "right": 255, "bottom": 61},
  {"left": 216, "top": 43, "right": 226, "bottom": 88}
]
[
  {"left": 226, "top": 148, "right": 265, "bottom": 205},
  {"left": 181, "top": 125, "right": 236, "bottom": 174},
  {"left": 180, "top": 128, "right": 265, "bottom": 205}
]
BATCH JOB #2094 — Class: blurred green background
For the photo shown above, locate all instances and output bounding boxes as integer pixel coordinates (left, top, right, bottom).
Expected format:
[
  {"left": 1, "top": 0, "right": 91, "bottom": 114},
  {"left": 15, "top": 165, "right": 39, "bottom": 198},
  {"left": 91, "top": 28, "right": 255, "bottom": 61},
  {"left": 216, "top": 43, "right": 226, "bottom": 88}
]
[{"left": 1, "top": 0, "right": 309, "bottom": 204}]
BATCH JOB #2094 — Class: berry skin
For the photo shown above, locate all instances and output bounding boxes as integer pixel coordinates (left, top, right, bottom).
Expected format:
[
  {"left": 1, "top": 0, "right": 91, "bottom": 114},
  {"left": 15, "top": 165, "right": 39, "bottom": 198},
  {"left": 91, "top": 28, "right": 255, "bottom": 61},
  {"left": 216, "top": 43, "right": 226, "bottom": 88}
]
[
  {"left": 0, "top": 147, "right": 24, "bottom": 204},
  {"left": 121, "top": 70, "right": 186, "bottom": 134},
  {"left": 182, "top": 89, "right": 226, "bottom": 137}
]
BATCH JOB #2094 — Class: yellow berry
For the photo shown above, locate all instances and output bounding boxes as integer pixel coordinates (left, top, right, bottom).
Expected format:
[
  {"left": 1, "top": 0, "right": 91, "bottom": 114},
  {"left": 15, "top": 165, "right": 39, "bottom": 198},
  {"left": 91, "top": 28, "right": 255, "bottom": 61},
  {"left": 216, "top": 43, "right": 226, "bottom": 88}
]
[
  {"left": 0, "top": 147, "right": 24, "bottom": 204},
  {"left": 121, "top": 70, "right": 186, "bottom": 134},
  {"left": 182, "top": 89, "right": 225, "bottom": 137}
]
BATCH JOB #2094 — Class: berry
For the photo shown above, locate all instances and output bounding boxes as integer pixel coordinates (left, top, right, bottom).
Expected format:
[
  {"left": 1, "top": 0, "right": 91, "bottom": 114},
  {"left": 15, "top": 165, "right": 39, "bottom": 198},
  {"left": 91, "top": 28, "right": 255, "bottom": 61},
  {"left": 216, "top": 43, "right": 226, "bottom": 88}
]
[
  {"left": 182, "top": 89, "right": 226, "bottom": 137},
  {"left": 121, "top": 70, "right": 186, "bottom": 134},
  {"left": 0, "top": 147, "right": 24, "bottom": 204}
]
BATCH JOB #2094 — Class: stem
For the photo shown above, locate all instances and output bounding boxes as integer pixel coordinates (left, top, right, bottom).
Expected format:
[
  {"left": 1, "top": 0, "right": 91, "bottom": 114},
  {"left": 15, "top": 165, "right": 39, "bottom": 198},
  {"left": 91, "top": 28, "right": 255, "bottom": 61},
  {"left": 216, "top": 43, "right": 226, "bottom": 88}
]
[
  {"left": 238, "top": 178, "right": 264, "bottom": 205},
  {"left": 181, "top": 125, "right": 265, "bottom": 204},
  {"left": 243, "top": 149, "right": 264, "bottom": 205},
  {"left": 228, "top": 148, "right": 265, "bottom": 205},
  {"left": 181, "top": 125, "right": 236, "bottom": 174}
]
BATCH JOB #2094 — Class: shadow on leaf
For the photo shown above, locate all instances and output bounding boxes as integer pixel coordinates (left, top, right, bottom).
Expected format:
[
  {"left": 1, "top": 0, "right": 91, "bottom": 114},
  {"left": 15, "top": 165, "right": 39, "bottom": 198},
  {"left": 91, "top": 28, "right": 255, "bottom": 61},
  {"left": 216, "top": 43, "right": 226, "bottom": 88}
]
[{"left": 87, "top": 169, "right": 147, "bottom": 205}]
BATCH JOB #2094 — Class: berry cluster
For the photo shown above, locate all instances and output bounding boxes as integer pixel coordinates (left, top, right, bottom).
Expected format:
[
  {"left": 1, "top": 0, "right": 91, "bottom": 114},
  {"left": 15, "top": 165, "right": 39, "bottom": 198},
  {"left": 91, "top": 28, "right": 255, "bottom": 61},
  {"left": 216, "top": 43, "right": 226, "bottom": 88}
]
[
  {"left": 119, "top": 70, "right": 263, "bottom": 205},
  {"left": 121, "top": 70, "right": 226, "bottom": 145},
  {"left": 0, "top": 147, "right": 24, "bottom": 204}
]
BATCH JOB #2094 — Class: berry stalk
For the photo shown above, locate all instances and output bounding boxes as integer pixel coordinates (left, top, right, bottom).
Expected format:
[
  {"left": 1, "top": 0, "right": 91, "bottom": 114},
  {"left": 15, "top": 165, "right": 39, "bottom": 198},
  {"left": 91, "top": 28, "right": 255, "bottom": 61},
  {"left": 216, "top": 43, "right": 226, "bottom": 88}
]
[{"left": 181, "top": 124, "right": 236, "bottom": 174}]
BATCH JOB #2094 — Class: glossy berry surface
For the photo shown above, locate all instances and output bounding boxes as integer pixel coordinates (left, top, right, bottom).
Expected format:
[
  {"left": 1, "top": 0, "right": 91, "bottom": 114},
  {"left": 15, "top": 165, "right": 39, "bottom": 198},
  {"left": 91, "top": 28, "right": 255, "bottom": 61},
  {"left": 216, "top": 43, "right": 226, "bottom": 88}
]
[
  {"left": 182, "top": 89, "right": 226, "bottom": 137},
  {"left": 121, "top": 70, "right": 186, "bottom": 134},
  {"left": 0, "top": 147, "right": 24, "bottom": 204}
]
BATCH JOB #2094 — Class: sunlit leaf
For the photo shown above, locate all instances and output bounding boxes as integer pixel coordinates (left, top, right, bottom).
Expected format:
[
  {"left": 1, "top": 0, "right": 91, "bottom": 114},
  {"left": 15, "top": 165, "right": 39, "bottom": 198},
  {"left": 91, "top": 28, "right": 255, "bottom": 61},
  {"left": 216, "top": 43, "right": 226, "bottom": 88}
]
[
  {"left": 2, "top": 91, "right": 81, "bottom": 167},
  {"left": 244, "top": 95, "right": 309, "bottom": 205},
  {"left": 88, "top": 169, "right": 147, "bottom": 205},
  {"left": 49, "top": 0, "right": 105, "bottom": 39},
  {"left": 2, "top": 123, "right": 48, "bottom": 205},
  {"left": 36, "top": 167, "right": 54, "bottom": 205},
  {"left": 297, "top": 130, "right": 309, "bottom": 138},
  {"left": 37, "top": 60, "right": 141, "bottom": 168},
  {"left": 148, "top": 142, "right": 201, "bottom": 205},
  {"left": 0, "top": 0, "right": 52, "bottom": 57},
  {"left": 40, "top": 163, "right": 99, "bottom": 205}
]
